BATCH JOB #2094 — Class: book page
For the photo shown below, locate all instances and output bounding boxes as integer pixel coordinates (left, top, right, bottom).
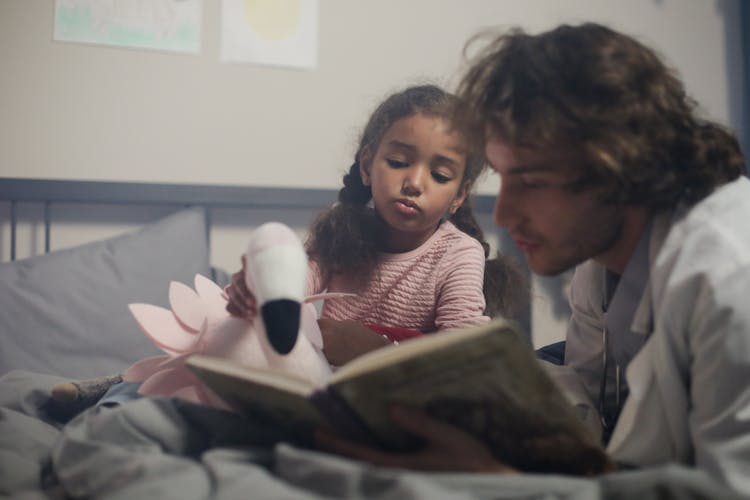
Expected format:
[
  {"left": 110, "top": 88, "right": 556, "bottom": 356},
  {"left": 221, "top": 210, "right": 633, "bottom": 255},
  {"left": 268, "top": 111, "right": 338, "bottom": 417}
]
[
  {"left": 328, "top": 320, "right": 608, "bottom": 474},
  {"left": 186, "top": 354, "right": 330, "bottom": 441},
  {"left": 187, "top": 354, "right": 316, "bottom": 395},
  {"left": 330, "top": 320, "right": 511, "bottom": 384}
]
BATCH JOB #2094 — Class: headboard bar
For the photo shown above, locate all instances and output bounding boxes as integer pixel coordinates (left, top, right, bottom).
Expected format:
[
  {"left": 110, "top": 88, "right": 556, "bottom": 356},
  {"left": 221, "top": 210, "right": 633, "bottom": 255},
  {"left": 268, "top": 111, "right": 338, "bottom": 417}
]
[
  {"left": 0, "top": 178, "right": 338, "bottom": 209},
  {"left": 1, "top": 178, "right": 342, "bottom": 261},
  {"left": 8, "top": 200, "right": 52, "bottom": 261},
  {"left": 0, "top": 178, "right": 498, "bottom": 211},
  {"left": 0, "top": 177, "right": 502, "bottom": 213},
  {"left": 1, "top": 177, "right": 499, "bottom": 262},
  {"left": 0, "top": 177, "right": 525, "bottom": 335},
  {"left": 9, "top": 201, "right": 16, "bottom": 261},
  {"left": 44, "top": 201, "right": 51, "bottom": 254}
]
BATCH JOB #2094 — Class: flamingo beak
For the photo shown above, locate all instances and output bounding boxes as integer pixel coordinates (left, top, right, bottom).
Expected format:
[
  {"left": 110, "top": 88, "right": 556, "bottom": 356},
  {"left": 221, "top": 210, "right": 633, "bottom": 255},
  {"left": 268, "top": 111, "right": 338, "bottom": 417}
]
[{"left": 261, "top": 299, "right": 301, "bottom": 354}]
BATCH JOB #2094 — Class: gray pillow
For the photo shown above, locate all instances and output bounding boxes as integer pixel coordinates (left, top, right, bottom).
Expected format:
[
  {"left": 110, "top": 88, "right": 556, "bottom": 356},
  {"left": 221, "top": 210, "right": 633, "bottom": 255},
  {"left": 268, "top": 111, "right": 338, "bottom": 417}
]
[{"left": 0, "top": 207, "right": 211, "bottom": 379}]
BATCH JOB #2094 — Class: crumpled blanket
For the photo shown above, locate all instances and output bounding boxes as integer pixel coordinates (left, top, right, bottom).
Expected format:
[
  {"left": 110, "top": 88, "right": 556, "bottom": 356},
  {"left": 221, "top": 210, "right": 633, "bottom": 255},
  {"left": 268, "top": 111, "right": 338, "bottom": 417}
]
[{"left": 0, "top": 370, "right": 745, "bottom": 500}]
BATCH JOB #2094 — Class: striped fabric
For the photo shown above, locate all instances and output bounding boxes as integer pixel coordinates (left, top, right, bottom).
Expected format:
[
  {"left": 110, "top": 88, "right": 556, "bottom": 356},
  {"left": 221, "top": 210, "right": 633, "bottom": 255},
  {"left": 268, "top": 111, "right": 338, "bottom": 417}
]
[{"left": 307, "top": 221, "right": 489, "bottom": 332}]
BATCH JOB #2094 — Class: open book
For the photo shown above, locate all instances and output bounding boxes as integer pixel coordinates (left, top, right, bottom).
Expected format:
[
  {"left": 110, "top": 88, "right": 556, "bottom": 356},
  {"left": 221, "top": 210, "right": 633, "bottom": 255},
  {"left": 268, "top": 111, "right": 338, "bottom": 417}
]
[{"left": 186, "top": 319, "right": 611, "bottom": 474}]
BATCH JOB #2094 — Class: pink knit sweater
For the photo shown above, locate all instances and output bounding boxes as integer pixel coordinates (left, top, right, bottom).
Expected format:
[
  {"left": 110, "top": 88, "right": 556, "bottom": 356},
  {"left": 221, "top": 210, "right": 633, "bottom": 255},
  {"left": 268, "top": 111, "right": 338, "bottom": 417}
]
[{"left": 307, "top": 221, "right": 489, "bottom": 332}]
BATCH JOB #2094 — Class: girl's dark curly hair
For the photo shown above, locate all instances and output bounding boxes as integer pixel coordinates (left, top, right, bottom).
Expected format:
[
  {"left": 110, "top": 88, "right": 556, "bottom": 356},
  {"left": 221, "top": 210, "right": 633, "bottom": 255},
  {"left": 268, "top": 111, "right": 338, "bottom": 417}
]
[
  {"left": 306, "top": 84, "right": 527, "bottom": 318},
  {"left": 456, "top": 22, "right": 745, "bottom": 211}
]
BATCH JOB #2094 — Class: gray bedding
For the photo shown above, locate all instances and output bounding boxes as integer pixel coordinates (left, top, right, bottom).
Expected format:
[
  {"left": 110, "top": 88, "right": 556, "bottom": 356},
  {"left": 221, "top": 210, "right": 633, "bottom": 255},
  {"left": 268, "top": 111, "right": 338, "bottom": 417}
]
[{"left": 1, "top": 370, "right": 745, "bottom": 500}]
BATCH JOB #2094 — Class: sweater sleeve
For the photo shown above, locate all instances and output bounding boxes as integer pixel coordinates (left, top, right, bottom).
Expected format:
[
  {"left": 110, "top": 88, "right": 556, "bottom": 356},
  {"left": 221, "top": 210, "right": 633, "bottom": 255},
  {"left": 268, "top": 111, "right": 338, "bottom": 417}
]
[{"left": 434, "top": 236, "right": 489, "bottom": 330}]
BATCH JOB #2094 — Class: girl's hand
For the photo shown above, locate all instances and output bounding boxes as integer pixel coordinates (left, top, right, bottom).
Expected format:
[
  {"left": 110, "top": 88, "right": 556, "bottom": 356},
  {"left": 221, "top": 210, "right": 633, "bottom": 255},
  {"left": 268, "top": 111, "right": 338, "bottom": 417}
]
[
  {"left": 225, "top": 254, "right": 258, "bottom": 319},
  {"left": 315, "top": 405, "right": 517, "bottom": 473},
  {"left": 318, "top": 319, "right": 391, "bottom": 366}
]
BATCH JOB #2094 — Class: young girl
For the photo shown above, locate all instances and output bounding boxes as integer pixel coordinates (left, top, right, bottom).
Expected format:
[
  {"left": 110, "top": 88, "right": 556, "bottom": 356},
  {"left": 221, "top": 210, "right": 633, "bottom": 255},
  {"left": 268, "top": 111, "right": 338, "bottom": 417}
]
[
  {"left": 52, "top": 85, "right": 526, "bottom": 412},
  {"left": 226, "top": 84, "right": 525, "bottom": 365}
]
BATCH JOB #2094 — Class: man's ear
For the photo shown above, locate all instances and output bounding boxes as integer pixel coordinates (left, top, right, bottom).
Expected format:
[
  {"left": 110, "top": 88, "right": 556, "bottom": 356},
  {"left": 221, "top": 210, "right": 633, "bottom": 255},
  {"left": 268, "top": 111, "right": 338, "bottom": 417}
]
[{"left": 358, "top": 146, "right": 372, "bottom": 186}]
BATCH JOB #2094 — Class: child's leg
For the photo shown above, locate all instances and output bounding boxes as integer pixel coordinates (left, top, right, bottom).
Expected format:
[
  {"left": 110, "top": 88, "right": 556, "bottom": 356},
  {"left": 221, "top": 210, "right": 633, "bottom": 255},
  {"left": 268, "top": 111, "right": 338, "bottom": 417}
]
[{"left": 50, "top": 373, "right": 123, "bottom": 418}]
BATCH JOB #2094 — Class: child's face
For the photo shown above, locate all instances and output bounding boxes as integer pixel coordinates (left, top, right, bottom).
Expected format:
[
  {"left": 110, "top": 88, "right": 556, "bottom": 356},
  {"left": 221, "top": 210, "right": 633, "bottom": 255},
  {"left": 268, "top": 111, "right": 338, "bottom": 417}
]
[{"left": 360, "top": 114, "right": 468, "bottom": 253}]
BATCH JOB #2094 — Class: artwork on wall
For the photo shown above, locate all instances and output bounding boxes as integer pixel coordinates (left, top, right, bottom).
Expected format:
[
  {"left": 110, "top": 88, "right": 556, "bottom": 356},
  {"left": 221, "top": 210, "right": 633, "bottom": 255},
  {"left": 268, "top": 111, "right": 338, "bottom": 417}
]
[
  {"left": 220, "top": 0, "right": 318, "bottom": 70},
  {"left": 53, "top": 0, "right": 202, "bottom": 54}
]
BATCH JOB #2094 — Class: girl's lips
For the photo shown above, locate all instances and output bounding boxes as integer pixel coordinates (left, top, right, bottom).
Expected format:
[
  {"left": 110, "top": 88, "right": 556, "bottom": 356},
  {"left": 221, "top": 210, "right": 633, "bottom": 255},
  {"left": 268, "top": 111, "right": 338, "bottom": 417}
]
[{"left": 394, "top": 199, "right": 419, "bottom": 216}]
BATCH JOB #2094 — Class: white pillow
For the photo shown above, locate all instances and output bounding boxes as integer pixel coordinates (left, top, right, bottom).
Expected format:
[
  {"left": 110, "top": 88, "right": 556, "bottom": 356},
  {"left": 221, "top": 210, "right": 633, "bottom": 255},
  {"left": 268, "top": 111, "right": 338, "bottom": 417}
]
[{"left": 0, "top": 207, "right": 211, "bottom": 378}]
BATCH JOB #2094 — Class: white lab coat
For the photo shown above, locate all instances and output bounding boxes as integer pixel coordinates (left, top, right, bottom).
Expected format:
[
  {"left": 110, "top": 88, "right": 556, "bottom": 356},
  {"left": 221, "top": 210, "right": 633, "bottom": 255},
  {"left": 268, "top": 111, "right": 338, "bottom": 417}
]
[{"left": 564, "top": 176, "right": 750, "bottom": 495}]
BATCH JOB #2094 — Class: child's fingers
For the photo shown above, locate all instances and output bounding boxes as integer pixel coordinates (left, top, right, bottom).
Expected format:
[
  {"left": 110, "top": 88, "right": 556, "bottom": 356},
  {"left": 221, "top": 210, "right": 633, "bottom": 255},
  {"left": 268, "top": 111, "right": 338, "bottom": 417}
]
[{"left": 225, "top": 268, "right": 256, "bottom": 317}]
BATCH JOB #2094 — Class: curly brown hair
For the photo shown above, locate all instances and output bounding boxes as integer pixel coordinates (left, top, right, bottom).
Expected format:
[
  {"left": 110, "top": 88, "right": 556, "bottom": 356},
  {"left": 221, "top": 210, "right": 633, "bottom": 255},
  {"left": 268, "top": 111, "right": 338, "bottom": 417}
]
[
  {"left": 456, "top": 22, "right": 745, "bottom": 211},
  {"left": 306, "top": 84, "right": 527, "bottom": 318}
]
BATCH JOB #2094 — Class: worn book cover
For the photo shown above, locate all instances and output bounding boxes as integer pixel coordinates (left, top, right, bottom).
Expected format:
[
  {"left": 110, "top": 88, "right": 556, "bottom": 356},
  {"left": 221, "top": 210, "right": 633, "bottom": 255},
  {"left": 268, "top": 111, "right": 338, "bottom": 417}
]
[{"left": 186, "top": 319, "right": 611, "bottom": 474}]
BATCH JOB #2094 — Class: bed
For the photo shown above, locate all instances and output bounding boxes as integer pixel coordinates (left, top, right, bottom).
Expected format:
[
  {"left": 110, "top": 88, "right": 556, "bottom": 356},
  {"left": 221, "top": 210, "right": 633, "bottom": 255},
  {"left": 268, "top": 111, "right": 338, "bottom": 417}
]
[{"left": 0, "top": 178, "right": 738, "bottom": 500}]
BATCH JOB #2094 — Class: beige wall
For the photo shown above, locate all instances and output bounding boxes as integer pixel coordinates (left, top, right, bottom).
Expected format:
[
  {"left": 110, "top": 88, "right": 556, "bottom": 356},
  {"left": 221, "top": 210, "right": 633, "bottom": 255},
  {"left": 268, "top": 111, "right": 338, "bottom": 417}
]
[
  {"left": 0, "top": 0, "right": 743, "bottom": 195},
  {"left": 1, "top": 0, "right": 745, "bottom": 348}
]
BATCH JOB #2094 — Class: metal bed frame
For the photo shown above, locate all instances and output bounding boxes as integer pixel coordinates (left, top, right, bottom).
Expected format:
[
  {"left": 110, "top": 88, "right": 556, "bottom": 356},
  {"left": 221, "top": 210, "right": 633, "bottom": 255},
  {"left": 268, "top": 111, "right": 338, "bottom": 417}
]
[
  {"left": 0, "top": 178, "right": 338, "bottom": 261},
  {"left": 0, "top": 177, "right": 529, "bottom": 335},
  {"left": 0, "top": 176, "right": 497, "bottom": 259}
]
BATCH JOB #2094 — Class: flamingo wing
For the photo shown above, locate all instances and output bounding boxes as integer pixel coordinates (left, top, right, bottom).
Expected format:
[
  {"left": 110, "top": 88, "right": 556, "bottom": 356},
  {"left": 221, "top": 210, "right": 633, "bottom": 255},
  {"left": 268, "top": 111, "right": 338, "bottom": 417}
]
[
  {"left": 122, "top": 354, "right": 171, "bottom": 382},
  {"left": 128, "top": 303, "right": 200, "bottom": 353},
  {"left": 169, "top": 281, "right": 206, "bottom": 333},
  {"left": 194, "top": 274, "right": 230, "bottom": 320},
  {"left": 138, "top": 366, "right": 197, "bottom": 397}
]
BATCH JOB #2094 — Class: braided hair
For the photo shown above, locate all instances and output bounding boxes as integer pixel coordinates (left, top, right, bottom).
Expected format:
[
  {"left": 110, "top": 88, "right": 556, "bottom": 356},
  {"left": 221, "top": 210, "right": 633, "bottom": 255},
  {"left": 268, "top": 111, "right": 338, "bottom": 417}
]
[{"left": 306, "top": 84, "right": 527, "bottom": 318}]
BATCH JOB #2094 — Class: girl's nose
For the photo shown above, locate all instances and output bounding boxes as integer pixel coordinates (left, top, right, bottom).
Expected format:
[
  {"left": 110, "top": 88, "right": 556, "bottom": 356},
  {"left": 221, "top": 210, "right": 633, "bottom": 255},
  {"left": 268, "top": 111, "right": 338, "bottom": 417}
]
[{"left": 402, "top": 166, "right": 426, "bottom": 195}]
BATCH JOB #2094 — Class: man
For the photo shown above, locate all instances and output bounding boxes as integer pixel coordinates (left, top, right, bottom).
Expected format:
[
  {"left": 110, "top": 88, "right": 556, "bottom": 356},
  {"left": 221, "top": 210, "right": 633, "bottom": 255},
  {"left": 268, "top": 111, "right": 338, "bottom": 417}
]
[{"left": 317, "top": 23, "right": 750, "bottom": 495}]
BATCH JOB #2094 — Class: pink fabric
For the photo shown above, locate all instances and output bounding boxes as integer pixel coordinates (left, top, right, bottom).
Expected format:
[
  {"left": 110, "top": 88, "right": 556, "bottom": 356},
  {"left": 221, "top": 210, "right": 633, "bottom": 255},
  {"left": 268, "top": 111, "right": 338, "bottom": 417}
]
[
  {"left": 307, "top": 221, "right": 490, "bottom": 332},
  {"left": 122, "top": 273, "right": 333, "bottom": 409},
  {"left": 122, "top": 222, "right": 334, "bottom": 410}
]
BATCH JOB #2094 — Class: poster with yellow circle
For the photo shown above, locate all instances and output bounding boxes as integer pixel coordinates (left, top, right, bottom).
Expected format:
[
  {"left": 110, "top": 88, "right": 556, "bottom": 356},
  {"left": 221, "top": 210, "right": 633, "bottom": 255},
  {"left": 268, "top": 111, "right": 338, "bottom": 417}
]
[{"left": 220, "top": 0, "right": 318, "bottom": 69}]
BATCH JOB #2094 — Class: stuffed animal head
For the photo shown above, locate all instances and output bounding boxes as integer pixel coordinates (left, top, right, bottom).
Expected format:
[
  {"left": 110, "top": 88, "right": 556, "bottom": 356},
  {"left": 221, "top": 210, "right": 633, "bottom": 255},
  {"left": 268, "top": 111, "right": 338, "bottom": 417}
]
[{"left": 245, "top": 222, "right": 308, "bottom": 354}]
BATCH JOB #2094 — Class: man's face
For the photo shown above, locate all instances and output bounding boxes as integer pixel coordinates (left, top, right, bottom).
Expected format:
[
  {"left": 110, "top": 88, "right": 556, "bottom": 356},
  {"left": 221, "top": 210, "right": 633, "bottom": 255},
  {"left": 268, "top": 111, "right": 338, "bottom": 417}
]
[{"left": 485, "top": 138, "right": 624, "bottom": 276}]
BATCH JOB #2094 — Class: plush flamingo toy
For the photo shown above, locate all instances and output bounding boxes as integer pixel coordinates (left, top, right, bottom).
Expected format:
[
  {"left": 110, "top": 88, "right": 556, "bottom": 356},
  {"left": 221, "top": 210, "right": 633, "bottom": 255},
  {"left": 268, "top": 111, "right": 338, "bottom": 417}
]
[{"left": 121, "top": 222, "right": 339, "bottom": 410}]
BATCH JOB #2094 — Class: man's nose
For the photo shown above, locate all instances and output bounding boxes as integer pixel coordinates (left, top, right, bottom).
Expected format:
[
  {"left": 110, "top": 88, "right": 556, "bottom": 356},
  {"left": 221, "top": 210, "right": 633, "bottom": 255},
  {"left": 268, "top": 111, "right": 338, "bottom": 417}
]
[{"left": 493, "top": 180, "right": 515, "bottom": 228}]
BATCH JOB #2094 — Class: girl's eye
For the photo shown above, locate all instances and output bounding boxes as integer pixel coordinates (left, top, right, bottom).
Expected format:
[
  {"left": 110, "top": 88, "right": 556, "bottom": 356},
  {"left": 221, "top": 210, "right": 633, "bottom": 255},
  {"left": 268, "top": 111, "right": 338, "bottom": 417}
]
[
  {"left": 431, "top": 171, "right": 452, "bottom": 184},
  {"left": 386, "top": 158, "right": 408, "bottom": 168}
]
